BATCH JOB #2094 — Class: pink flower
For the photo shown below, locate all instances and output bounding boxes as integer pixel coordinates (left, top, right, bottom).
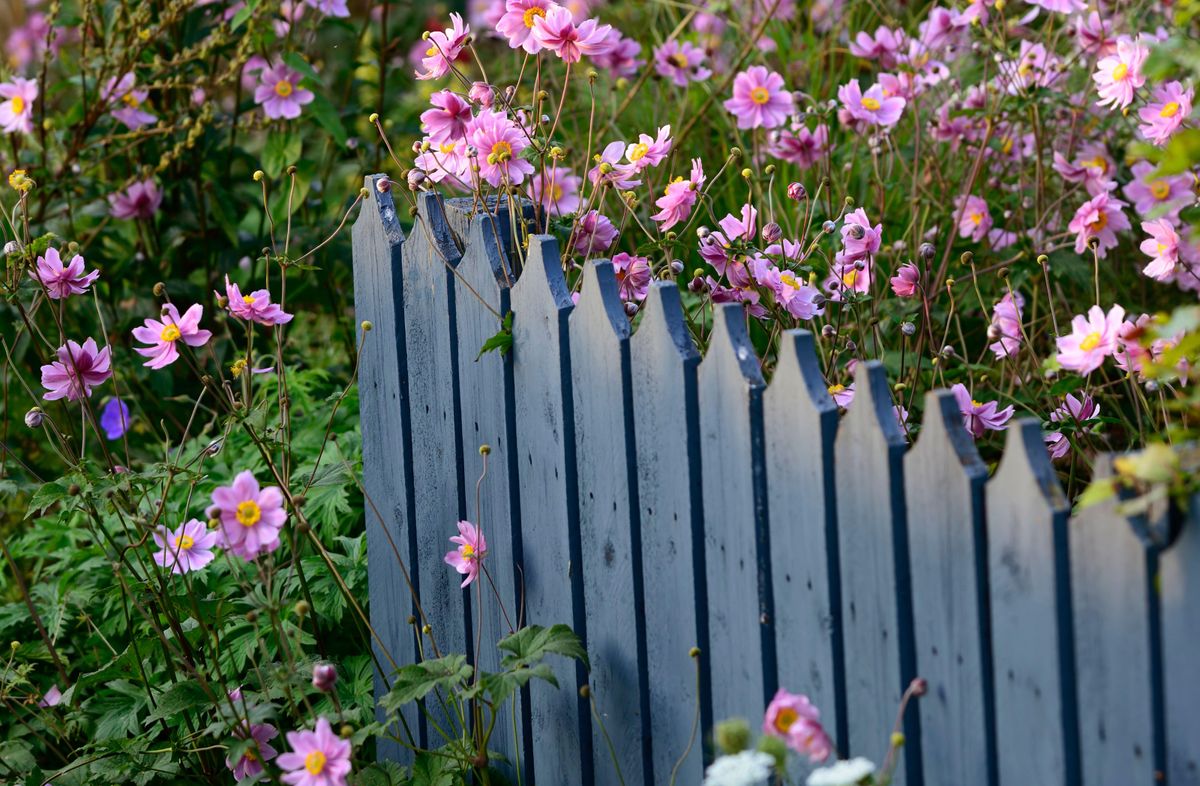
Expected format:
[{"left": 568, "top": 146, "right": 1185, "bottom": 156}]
[
  {"left": 1067, "top": 192, "right": 1130, "bottom": 258},
  {"left": 1045, "top": 431, "right": 1070, "bottom": 459},
  {"left": 719, "top": 203, "right": 758, "bottom": 243},
  {"left": 771, "top": 268, "right": 825, "bottom": 320},
  {"left": 588, "top": 140, "right": 642, "bottom": 190},
  {"left": 839, "top": 208, "right": 882, "bottom": 261},
  {"left": 850, "top": 26, "right": 905, "bottom": 68},
  {"left": 255, "top": 64, "right": 314, "bottom": 120},
  {"left": 890, "top": 262, "right": 920, "bottom": 298},
  {"left": 469, "top": 81, "right": 494, "bottom": 107},
  {"left": 654, "top": 40, "right": 711, "bottom": 87},
  {"left": 762, "top": 689, "right": 832, "bottom": 762},
  {"left": 1075, "top": 12, "right": 1117, "bottom": 56},
  {"left": 827, "top": 382, "right": 855, "bottom": 408},
  {"left": 612, "top": 252, "right": 651, "bottom": 302},
  {"left": 468, "top": 109, "right": 534, "bottom": 187},
  {"left": 103, "top": 74, "right": 157, "bottom": 130},
  {"left": 132, "top": 303, "right": 212, "bottom": 369},
  {"left": 1026, "top": 0, "right": 1085, "bottom": 12},
  {"left": 0, "top": 78, "right": 37, "bottom": 134},
  {"left": 444, "top": 520, "right": 487, "bottom": 588},
  {"left": 414, "top": 138, "right": 472, "bottom": 189},
  {"left": 221, "top": 276, "right": 295, "bottom": 325},
  {"left": 227, "top": 722, "right": 279, "bottom": 781},
  {"left": 209, "top": 470, "right": 289, "bottom": 562},
  {"left": 573, "top": 210, "right": 618, "bottom": 255},
  {"left": 988, "top": 291, "right": 1024, "bottom": 358},
  {"left": 1052, "top": 142, "right": 1115, "bottom": 197},
  {"left": 1140, "top": 218, "right": 1184, "bottom": 281},
  {"left": 1139, "top": 81, "right": 1192, "bottom": 146},
  {"left": 951, "top": 383, "right": 1014, "bottom": 439},
  {"left": 838, "top": 78, "right": 905, "bottom": 128},
  {"left": 278, "top": 717, "right": 352, "bottom": 786},
  {"left": 625, "top": 126, "right": 672, "bottom": 171},
  {"left": 38, "top": 685, "right": 63, "bottom": 708},
  {"left": 1094, "top": 36, "right": 1148, "bottom": 110},
  {"left": 528, "top": 166, "right": 582, "bottom": 216},
  {"left": 1056, "top": 304, "right": 1126, "bottom": 374},
  {"left": 420, "top": 90, "right": 473, "bottom": 144},
  {"left": 1051, "top": 391, "right": 1101, "bottom": 426},
  {"left": 651, "top": 158, "right": 705, "bottom": 231},
  {"left": 152, "top": 519, "right": 220, "bottom": 574},
  {"left": 724, "top": 66, "right": 794, "bottom": 130},
  {"left": 416, "top": 13, "right": 471, "bottom": 80},
  {"left": 497, "top": 0, "right": 554, "bottom": 53},
  {"left": 41, "top": 339, "right": 111, "bottom": 401},
  {"left": 956, "top": 195, "right": 992, "bottom": 242},
  {"left": 530, "top": 5, "right": 612, "bottom": 64},
  {"left": 28, "top": 247, "right": 99, "bottom": 299},
  {"left": 304, "top": 0, "right": 349, "bottom": 17},
  {"left": 1123, "top": 161, "right": 1191, "bottom": 219},
  {"left": 1001, "top": 42, "right": 1061, "bottom": 95},
  {"left": 109, "top": 179, "right": 162, "bottom": 220},
  {"left": 766, "top": 123, "right": 828, "bottom": 168}
]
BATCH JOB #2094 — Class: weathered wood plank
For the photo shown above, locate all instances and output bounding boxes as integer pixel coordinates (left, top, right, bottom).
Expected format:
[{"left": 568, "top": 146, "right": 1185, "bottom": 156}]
[
  {"left": 569, "top": 260, "right": 649, "bottom": 786},
  {"left": 1159, "top": 494, "right": 1200, "bottom": 786},
  {"left": 834, "top": 360, "right": 918, "bottom": 785},
  {"left": 630, "top": 282, "right": 706, "bottom": 785},
  {"left": 987, "top": 419, "right": 1079, "bottom": 786},
  {"left": 510, "top": 235, "right": 589, "bottom": 786},
  {"left": 904, "top": 389, "right": 993, "bottom": 786},
  {"left": 699, "top": 303, "right": 774, "bottom": 725},
  {"left": 351, "top": 174, "right": 418, "bottom": 762},
  {"left": 762, "top": 330, "right": 844, "bottom": 749},
  {"left": 1069, "top": 455, "right": 1156, "bottom": 786}
]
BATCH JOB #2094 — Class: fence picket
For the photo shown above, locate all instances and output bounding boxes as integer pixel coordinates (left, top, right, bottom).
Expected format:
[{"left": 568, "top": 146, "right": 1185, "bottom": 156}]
[
  {"left": 509, "top": 235, "right": 589, "bottom": 786},
  {"left": 762, "top": 330, "right": 845, "bottom": 750},
  {"left": 699, "top": 303, "right": 774, "bottom": 725},
  {"left": 1069, "top": 455, "right": 1156, "bottom": 786},
  {"left": 834, "top": 360, "right": 918, "bottom": 785},
  {"left": 904, "top": 390, "right": 993, "bottom": 786},
  {"left": 1159, "top": 494, "right": 1200, "bottom": 785},
  {"left": 630, "top": 281, "right": 707, "bottom": 784},
  {"left": 987, "top": 419, "right": 1079, "bottom": 786},
  {"left": 351, "top": 175, "right": 418, "bottom": 761}
]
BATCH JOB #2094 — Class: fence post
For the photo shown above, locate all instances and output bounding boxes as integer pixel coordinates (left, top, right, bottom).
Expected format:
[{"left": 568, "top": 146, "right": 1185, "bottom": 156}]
[{"left": 1158, "top": 495, "right": 1200, "bottom": 784}]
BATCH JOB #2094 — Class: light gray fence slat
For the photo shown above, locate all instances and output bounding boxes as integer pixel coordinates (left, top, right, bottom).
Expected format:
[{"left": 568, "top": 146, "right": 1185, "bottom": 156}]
[
  {"left": 510, "top": 235, "right": 588, "bottom": 786},
  {"left": 444, "top": 199, "right": 526, "bottom": 779},
  {"left": 351, "top": 175, "right": 417, "bottom": 762},
  {"left": 834, "top": 360, "right": 918, "bottom": 785},
  {"left": 569, "top": 260, "right": 648, "bottom": 786},
  {"left": 630, "top": 282, "right": 706, "bottom": 785},
  {"left": 1069, "top": 455, "right": 1156, "bottom": 786},
  {"left": 699, "top": 303, "right": 774, "bottom": 725},
  {"left": 1159, "top": 496, "right": 1200, "bottom": 785},
  {"left": 987, "top": 419, "right": 1079, "bottom": 786},
  {"left": 402, "top": 192, "right": 468, "bottom": 742},
  {"left": 762, "top": 330, "right": 844, "bottom": 750},
  {"left": 904, "top": 390, "right": 993, "bottom": 786}
]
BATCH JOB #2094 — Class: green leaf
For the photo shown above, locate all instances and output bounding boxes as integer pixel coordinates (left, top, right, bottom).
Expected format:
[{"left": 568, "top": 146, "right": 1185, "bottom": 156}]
[
  {"left": 1074, "top": 476, "right": 1118, "bottom": 513},
  {"left": 282, "top": 52, "right": 322, "bottom": 84},
  {"left": 144, "top": 680, "right": 210, "bottom": 725},
  {"left": 478, "top": 662, "right": 558, "bottom": 705},
  {"left": 263, "top": 130, "right": 302, "bottom": 179},
  {"left": 498, "top": 624, "right": 589, "bottom": 670},
  {"left": 306, "top": 92, "right": 349, "bottom": 148},
  {"left": 230, "top": 0, "right": 260, "bottom": 30},
  {"left": 477, "top": 312, "right": 514, "bottom": 361},
  {"left": 410, "top": 751, "right": 458, "bottom": 786},
  {"left": 380, "top": 655, "right": 473, "bottom": 712},
  {"left": 1158, "top": 128, "right": 1200, "bottom": 175}
]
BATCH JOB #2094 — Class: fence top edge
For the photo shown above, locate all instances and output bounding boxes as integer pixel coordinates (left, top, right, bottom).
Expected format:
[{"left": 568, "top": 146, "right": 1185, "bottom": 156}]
[
  {"left": 906, "top": 388, "right": 989, "bottom": 480},
  {"left": 837, "top": 360, "right": 907, "bottom": 451},
  {"left": 510, "top": 234, "right": 573, "bottom": 314},
  {"left": 767, "top": 329, "right": 837, "bottom": 416},
  {"left": 632, "top": 282, "right": 700, "bottom": 363},
  {"left": 571, "top": 259, "right": 631, "bottom": 340},
  {"left": 990, "top": 418, "right": 1070, "bottom": 514},
  {"left": 701, "top": 302, "right": 765, "bottom": 387},
  {"left": 357, "top": 174, "right": 405, "bottom": 247}
]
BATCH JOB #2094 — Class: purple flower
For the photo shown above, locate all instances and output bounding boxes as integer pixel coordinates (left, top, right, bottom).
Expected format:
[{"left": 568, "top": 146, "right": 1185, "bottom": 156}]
[
  {"left": 41, "top": 339, "right": 112, "bottom": 401},
  {"left": 1068, "top": 192, "right": 1130, "bottom": 258},
  {"left": 278, "top": 716, "right": 352, "bottom": 786},
  {"left": 131, "top": 303, "right": 213, "bottom": 369},
  {"left": 220, "top": 276, "right": 295, "bottom": 326},
  {"left": 444, "top": 520, "right": 487, "bottom": 588},
  {"left": 103, "top": 73, "right": 156, "bottom": 130},
  {"left": 724, "top": 66, "right": 794, "bottom": 129},
  {"left": 988, "top": 291, "right": 1024, "bottom": 359},
  {"left": 956, "top": 195, "right": 992, "bottom": 243},
  {"left": 838, "top": 78, "right": 905, "bottom": 128},
  {"left": 420, "top": 90, "right": 473, "bottom": 144},
  {"left": 227, "top": 722, "right": 279, "bottom": 781},
  {"left": 766, "top": 123, "right": 828, "bottom": 169},
  {"left": 1139, "top": 81, "right": 1192, "bottom": 146},
  {"left": 849, "top": 26, "right": 905, "bottom": 67},
  {"left": 1051, "top": 392, "right": 1101, "bottom": 426},
  {"left": 152, "top": 519, "right": 220, "bottom": 574},
  {"left": 527, "top": 166, "right": 582, "bottom": 217},
  {"left": 827, "top": 382, "right": 855, "bottom": 408},
  {"left": 304, "top": 0, "right": 349, "bottom": 17},
  {"left": 654, "top": 40, "right": 711, "bottom": 87},
  {"left": 1045, "top": 431, "right": 1070, "bottom": 460},
  {"left": 590, "top": 28, "right": 643, "bottom": 77},
  {"left": 416, "top": 13, "right": 471, "bottom": 80},
  {"left": 38, "top": 685, "right": 63, "bottom": 708},
  {"left": 100, "top": 397, "right": 131, "bottom": 440},
  {"left": 0, "top": 77, "right": 37, "bottom": 134},
  {"left": 28, "top": 247, "right": 99, "bottom": 299},
  {"left": 209, "top": 471, "right": 288, "bottom": 562},
  {"left": 890, "top": 262, "right": 920, "bottom": 298},
  {"left": 255, "top": 64, "right": 314, "bottom": 120},
  {"left": 108, "top": 180, "right": 162, "bottom": 220},
  {"left": 951, "top": 383, "right": 1014, "bottom": 439},
  {"left": 612, "top": 252, "right": 651, "bottom": 302},
  {"left": 573, "top": 210, "right": 618, "bottom": 255}
]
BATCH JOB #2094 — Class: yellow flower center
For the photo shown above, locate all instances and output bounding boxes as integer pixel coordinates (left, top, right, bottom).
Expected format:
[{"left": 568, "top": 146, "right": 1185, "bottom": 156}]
[
  {"left": 971, "top": 399, "right": 982, "bottom": 408},
  {"left": 461, "top": 543, "right": 476, "bottom": 559},
  {"left": 780, "top": 271, "right": 801, "bottom": 289},
  {"left": 1000, "top": 137, "right": 1014, "bottom": 155},
  {"left": 10, "top": 95, "right": 25, "bottom": 115},
  {"left": 774, "top": 707, "right": 799, "bottom": 733},
  {"left": 860, "top": 96, "right": 881, "bottom": 111},
  {"left": 243, "top": 295, "right": 256, "bottom": 304},
  {"left": 550, "top": 183, "right": 564, "bottom": 201},
  {"left": 1085, "top": 156, "right": 1108, "bottom": 173},
  {"left": 304, "top": 750, "right": 327, "bottom": 775},
  {"left": 426, "top": 44, "right": 438, "bottom": 57},
  {"left": 1079, "top": 331, "right": 1102, "bottom": 351},
  {"left": 1112, "top": 62, "right": 1129, "bottom": 81},
  {"left": 439, "top": 142, "right": 457, "bottom": 155},
  {"left": 490, "top": 140, "right": 512, "bottom": 162},
  {"left": 1017, "top": 61, "right": 1033, "bottom": 78},
  {"left": 173, "top": 534, "right": 195, "bottom": 550},
  {"left": 160, "top": 324, "right": 182, "bottom": 342},
  {"left": 628, "top": 142, "right": 649, "bottom": 162},
  {"left": 1161, "top": 101, "right": 1181, "bottom": 118},
  {"left": 523, "top": 6, "right": 546, "bottom": 27},
  {"left": 1087, "top": 211, "right": 1108, "bottom": 233},
  {"left": 1157, "top": 242, "right": 1169, "bottom": 255},
  {"left": 1150, "top": 179, "right": 1171, "bottom": 200},
  {"left": 121, "top": 93, "right": 140, "bottom": 108},
  {"left": 668, "top": 52, "right": 689, "bottom": 69},
  {"left": 970, "top": 212, "right": 983, "bottom": 226},
  {"left": 750, "top": 86, "right": 770, "bottom": 105},
  {"left": 842, "top": 269, "right": 858, "bottom": 287},
  {"left": 231, "top": 359, "right": 247, "bottom": 378},
  {"left": 275, "top": 81, "right": 293, "bottom": 98},
  {"left": 236, "top": 500, "right": 262, "bottom": 527},
  {"left": 828, "top": 384, "right": 845, "bottom": 395}
]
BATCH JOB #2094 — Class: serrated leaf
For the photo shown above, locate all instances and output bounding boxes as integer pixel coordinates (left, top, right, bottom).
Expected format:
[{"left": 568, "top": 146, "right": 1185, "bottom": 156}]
[
  {"left": 144, "top": 679, "right": 210, "bottom": 725},
  {"left": 263, "top": 130, "right": 302, "bottom": 179},
  {"left": 498, "top": 624, "right": 588, "bottom": 670},
  {"left": 380, "top": 655, "right": 473, "bottom": 712},
  {"left": 477, "top": 312, "right": 513, "bottom": 361}
]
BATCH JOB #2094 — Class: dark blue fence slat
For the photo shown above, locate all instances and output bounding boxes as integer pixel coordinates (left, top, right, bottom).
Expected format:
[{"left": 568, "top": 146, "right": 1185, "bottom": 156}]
[
  {"left": 569, "top": 260, "right": 649, "bottom": 786},
  {"left": 1159, "top": 493, "right": 1200, "bottom": 785},
  {"left": 630, "top": 282, "right": 707, "bottom": 784}
]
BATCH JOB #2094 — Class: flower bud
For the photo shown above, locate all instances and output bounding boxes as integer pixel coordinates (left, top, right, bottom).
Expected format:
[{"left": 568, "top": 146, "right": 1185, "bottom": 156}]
[
  {"left": 821, "top": 324, "right": 836, "bottom": 338},
  {"left": 669, "top": 259, "right": 685, "bottom": 275},
  {"left": 361, "top": 320, "right": 373, "bottom": 332},
  {"left": 480, "top": 444, "right": 491, "bottom": 455},
  {"left": 687, "top": 276, "right": 706, "bottom": 293},
  {"left": 847, "top": 224, "right": 865, "bottom": 240},
  {"left": 787, "top": 182, "right": 806, "bottom": 201},
  {"left": 715, "top": 718, "right": 751, "bottom": 754},
  {"left": 762, "top": 222, "right": 783, "bottom": 244},
  {"left": 253, "top": 170, "right": 264, "bottom": 182},
  {"left": 24, "top": 407, "right": 43, "bottom": 428},
  {"left": 740, "top": 167, "right": 753, "bottom": 179},
  {"left": 909, "top": 677, "right": 928, "bottom": 697},
  {"left": 312, "top": 663, "right": 338, "bottom": 692},
  {"left": 294, "top": 600, "right": 311, "bottom": 617},
  {"left": 3, "top": 240, "right": 20, "bottom": 255},
  {"left": 822, "top": 220, "right": 836, "bottom": 234},
  {"left": 624, "top": 302, "right": 639, "bottom": 317},
  {"left": 901, "top": 321, "right": 916, "bottom": 336},
  {"left": 376, "top": 177, "right": 391, "bottom": 193},
  {"left": 919, "top": 242, "right": 935, "bottom": 260}
]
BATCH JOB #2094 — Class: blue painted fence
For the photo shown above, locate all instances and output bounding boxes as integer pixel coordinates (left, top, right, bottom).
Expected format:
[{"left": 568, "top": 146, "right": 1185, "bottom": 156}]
[{"left": 351, "top": 175, "right": 1200, "bottom": 786}]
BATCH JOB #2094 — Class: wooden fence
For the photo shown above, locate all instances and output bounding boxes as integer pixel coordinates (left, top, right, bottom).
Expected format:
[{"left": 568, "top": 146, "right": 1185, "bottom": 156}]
[{"left": 351, "top": 174, "right": 1200, "bottom": 786}]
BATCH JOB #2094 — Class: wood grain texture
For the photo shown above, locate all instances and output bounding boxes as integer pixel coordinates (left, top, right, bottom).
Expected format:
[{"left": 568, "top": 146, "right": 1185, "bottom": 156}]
[
  {"left": 351, "top": 175, "right": 418, "bottom": 762},
  {"left": 1159, "top": 493, "right": 1200, "bottom": 786},
  {"left": 569, "top": 260, "right": 649, "bottom": 786},
  {"left": 762, "top": 330, "right": 845, "bottom": 750},
  {"left": 1069, "top": 455, "right": 1156, "bottom": 786},
  {"left": 699, "top": 303, "right": 775, "bottom": 725},
  {"left": 904, "top": 390, "right": 993, "bottom": 786},
  {"left": 834, "top": 360, "right": 919, "bottom": 785},
  {"left": 509, "top": 235, "right": 589, "bottom": 786},
  {"left": 630, "top": 282, "right": 706, "bottom": 785},
  {"left": 987, "top": 419, "right": 1079, "bottom": 786}
]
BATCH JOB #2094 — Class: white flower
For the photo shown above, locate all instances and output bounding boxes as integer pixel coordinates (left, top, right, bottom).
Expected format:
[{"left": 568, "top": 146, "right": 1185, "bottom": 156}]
[
  {"left": 806, "top": 757, "right": 876, "bottom": 786},
  {"left": 703, "top": 750, "right": 776, "bottom": 786}
]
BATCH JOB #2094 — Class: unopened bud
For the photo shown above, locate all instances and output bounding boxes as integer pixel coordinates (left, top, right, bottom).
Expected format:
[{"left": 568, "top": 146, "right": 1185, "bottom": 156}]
[
  {"left": 901, "top": 321, "right": 916, "bottom": 336},
  {"left": 24, "top": 407, "right": 43, "bottom": 428},
  {"left": 787, "top": 182, "right": 806, "bottom": 201},
  {"left": 919, "top": 242, "right": 935, "bottom": 260},
  {"left": 361, "top": 320, "right": 373, "bottom": 332},
  {"left": 762, "top": 222, "right": 783, "bottom": 244},
  {"left": 312, "top": 663, "right": 338, "bottom": 692},
  {"left": 253, "top": 170, "right": 264, "bottom": 182},
  {"left": 624, "top": 302, "right": 639, "bottom": 317},
  {"left": 670, "top": 259, "right": 685, "bottom": 275},
  {"left": 294, "top": 600, "right": 311, "bottom": 616},
  {"left": 479, "top": 444, "right": 491, "bottom": 455}
]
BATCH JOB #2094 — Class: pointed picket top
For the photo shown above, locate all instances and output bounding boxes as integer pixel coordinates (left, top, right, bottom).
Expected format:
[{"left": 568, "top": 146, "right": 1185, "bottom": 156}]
[
  {"left": 841, "top": 359, "right": 906, "bottom": 449},
  {"left": 443, "top": 196, "right": 530, "bottom": 284},
  {"left": 908, "top": 389, "right": 987, "bottom": 478},
  {"left": 406, "top": 190, "right": 462, "bottom": 268},
  {"left": 511, "top": 234, "right": 573, "bottom": 318},
  {"left": 768, "top": 330, "right": 836, "bottom": 417},
  {"left": 700, "top": 302, "right": 764, "bottom": 387},
  {"left": 570, "top": 260, "right": 630, "bottom": 341},
  {"left": 633, "top": 281, "right": 699, "bottom": 363},
  {"left": 991, "top": 419, "right": 1069, "bottom": 515},
  {"left": 355, "top": 174, "right": 406, "bottom": 247}
]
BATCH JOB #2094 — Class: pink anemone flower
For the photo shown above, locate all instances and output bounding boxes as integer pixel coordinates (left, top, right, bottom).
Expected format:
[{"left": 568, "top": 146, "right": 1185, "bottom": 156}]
[
  {"left": 444, "top": 520, "right": 487, "bottom": 587},
  {"left": 29, "top": 247, "right": 99, "bottom": 299},
  {"left": 152, "top": 519, "right": 220, "bottom": 574},
  {"left": 416, "top": 13, "right": 471, "bottom": 80},
  {"left": 1139, "top": 81, "right": 1192, "bottom": 146},
  {"left": 1056, "top": 304, "right": 1126, "bottom": 375},
  {"left": 41, "top": 339, "right": 112, "bottom": 401},
  {"left": 724, "top": 66, "right": 794, "bottom": 129},
  {"left": 209, "top": 470, "right": 289, "bottom": 562},
  {"left": 0, "top": 78, "right": 37, "bottom": 134},
  {"left": 220, "top": 276, "right": 295, "bottom": 325},
  {"left": 278, "top": 717, "right": 352, "bottom": 786},
  {"left": 530, "top": 4, "right": 612, "bottom": 64},
  {"left": 255, "top": 64, "right": 314, "bottom": 119},
  {"left": 951, "top": 383, "right": 1014, "bottom": 439},
  {"left": 612, "top": 252, "right": 651, "bottom": 302},
  {"left": 227, "top": 722, "right": 279, "bottom": 781},
  {"left": 132, "top": 303, "right": 213, "bottom": 369},
  {"left": 109, "top": 179, "right": 163, "bottom": 220},
  {"left": 1093, "top": 35, "right": 1148, "bottom": 110}
]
